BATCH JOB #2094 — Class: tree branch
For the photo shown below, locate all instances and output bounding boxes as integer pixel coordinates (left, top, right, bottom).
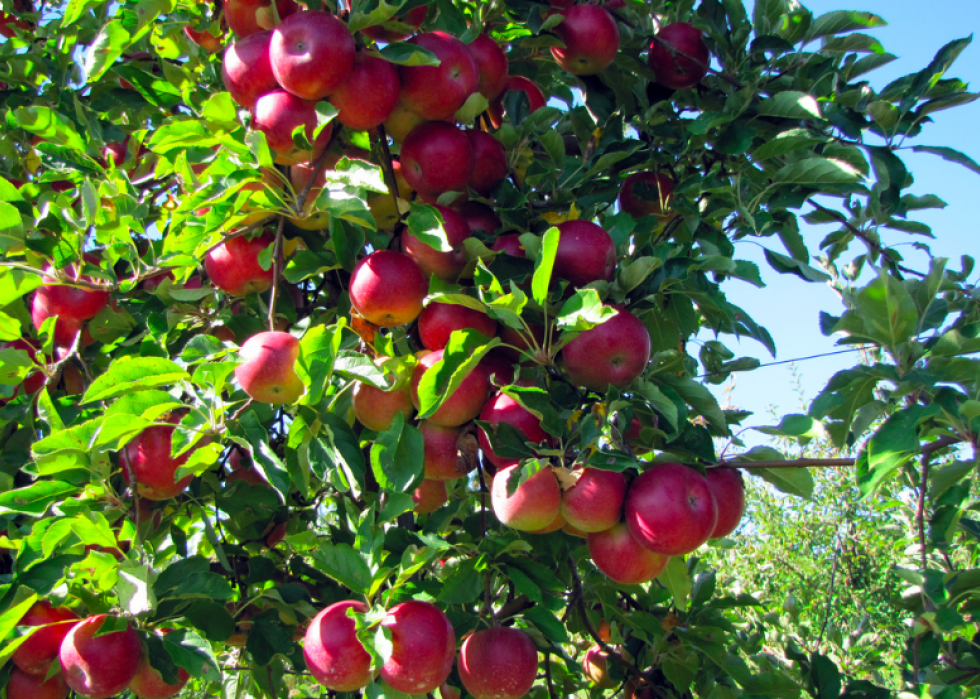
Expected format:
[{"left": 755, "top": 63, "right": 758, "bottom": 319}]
[{"left": 267, "top": 215, "right": 286, "bottom": 332}]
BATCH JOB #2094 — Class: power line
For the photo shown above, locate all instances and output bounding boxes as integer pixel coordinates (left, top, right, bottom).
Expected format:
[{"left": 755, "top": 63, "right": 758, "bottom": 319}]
[{"left": 698, "top": 346, "right": 872, "bottom": 379}]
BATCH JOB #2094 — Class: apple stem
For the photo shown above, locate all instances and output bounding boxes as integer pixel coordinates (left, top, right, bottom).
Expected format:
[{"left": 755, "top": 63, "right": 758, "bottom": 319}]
[{"left": 267, "top": 216, "right": 286, "bottom": 332}]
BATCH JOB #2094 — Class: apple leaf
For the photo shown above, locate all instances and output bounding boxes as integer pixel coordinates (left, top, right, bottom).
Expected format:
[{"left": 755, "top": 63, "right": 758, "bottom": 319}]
[
  {"left": 757, "top": 91, "right": 823, "bottom": 120},
  {"left": 161, "top": 628, "right": 222, "bottom": 681},
  {"left": 83, "top": 356, "right": 190, "bottom": 403},
  {"left": 555, "top": 288, "right": 616, "bottom": 332},
  {"left": 313, "top": 542, "right": 373, "bottom": 595},
  {"left": 116, "top": 563, "right": 157, "bottom": 616},
  {"left": 531, "top": 226, "right": 560, "bottom": 305},
  {"left": 377, "top": 42, "right": 440, "bottom": 67},
  {"left": 406, "top": 203, "right": 452, "bottom": 252},
  {"left": 659, "top": 556, "right": 692, "bottom": 610},
  {"left": 371, "top": 412, "right": 424, "bottom": 493},
  {"left": 0, "top": 481, "right": 81, "bottom": 516},
  {"left": 809, "top": 10, "right": 886, "bottom": 38},
  {"left": 416, "top": 330, "right": 500, "bottom": 420}
]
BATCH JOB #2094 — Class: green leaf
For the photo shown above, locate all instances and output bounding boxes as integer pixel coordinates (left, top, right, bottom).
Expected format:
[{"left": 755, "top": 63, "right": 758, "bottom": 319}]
[
  {"left": 772, "top": 157, "right": 862, "bottom": 185},
  {"left": 754, "top": 414, "right": 827, "bottom": 440},
  {"left": 116, "top": 563, "right": 157, "bottom": 616},
  {"left": 406, "top": 203, "right": 452, "bottom": 252},
  {"left": 153, "top": 557, "right": 234, "bottom": 600},
  {"left": 524, "top": 606, "right": 569, "bottom": 644},
  {"left": 0, "top": 202, "right": 25, "bottom": 254},
  {"left": 83, "top": 357, "right": 190, "bottom": 403},
  {"left": 313, "top": 543, "right": 373, "bottom": 594},
  {"left": 531, "top": 226, "right": 560, "bottom": 305},
  {"left": 378, "top": 42, "right": 440, "bottom": 66},
  {"left": 10, "top": 107, "right": 86, "bottom": 152},
  {"left": 83, "top": 21, "right": 132, "bottom": 82},
  {"left": 753, "top": 129, "right": 826, "bottom": 161},
  {"left": 851, "top": 268, "right": 919, "bottom": 347},
  {"left": 856, "top": 406, "right": 928, "bottom": 495},
  {"left": 232, "top": 411, "right": 290, "bottom": 502},
  {"left": 757, "top": 92, "right": 823, "bottom": 120},
  {"left": 659, "top": 556, "right": 692, "bottom": 610},
  {"left": 416, "top": 330, "right": 500, "bottom": 420},
  {"left": 810, "top": 10, "right": 886, "bottom": 38},
  {"left": 555, "top": 289, "right": 616, "bottom": 332},
  {"left": 764, "top": 249, "right": 832, "bottom": 283},
  {"left": 912, "top": 146, "right": 980, "bottom": 177},
  {"left": 370, "top": 413, "right": 424, "bottom": 493},
  {"left": 0, "top": 481, "right": 81, "bottom": 515},
  {"left": 161, "top": 628, "right": 222, "bottom": 681},
  {"left": 735, "top": 447, "right": 815, "bottom": 499}
]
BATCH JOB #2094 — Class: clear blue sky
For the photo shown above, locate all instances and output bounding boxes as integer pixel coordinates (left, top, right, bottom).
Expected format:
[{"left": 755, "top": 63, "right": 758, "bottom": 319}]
[{"left": 716, "top": 0, "right": 980, "bottom": 431}]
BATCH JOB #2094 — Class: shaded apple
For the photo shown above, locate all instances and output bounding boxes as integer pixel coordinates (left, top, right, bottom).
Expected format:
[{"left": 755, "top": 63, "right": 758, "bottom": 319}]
[
  {"left": 455, "top": 201, "right": 501, "bottom": 236},
  {"left": 128, "top": 632, "right": 190, "bottom": 699},
  {"left": 402, "top": 204, "right": 470, "bottom": 281},
  {"left": 1, "top": 339, "right": 45, "bottom": 404},
  {"left": 625, "top": 463, "right": 718, "bottom": 555},
  {"left": 304, "top": 600, "right": 373, "bottom": 692},
  {"left": 458, "top": 626, "right": 537, "bottom": 699},
  {"left": 12, "top": 600, "right": 79, "bottom": 676},
  {"left": 561, "top": 308, "right": 650, "bottom": 392},
  {"left": 477, "top": 392, "right": 552, "bottom": 470},
  {"left": 224, "top": 0, "right": 298, "bottom": 38},
  {"left": 588, "top": 522, "right": 669, "bottom": 585},
  {"left": 487, "top": 75, "right": 547, "bottom": 128},
  {"left": 550, "top": 5, "right": 620, "bottom": 75},
  {"left": 400, "top": 122, "right": 475, "bottom": 198},
  {"left": 330, "top": 53, "right": 401, "bottom": 131},
  {"left": 60, "top": 615, "right": 143, "bottom": 699},
  {"left": 380, "top": 601, "right": 455, "bottom": 695},
  {"left": 648, "top": 22, "right": 710, "bottom": 91},
  {"left": 270, "top": 10, "right": 355, "bottom": 101},
  {"left": 223, "top": 31, "right": 279, "bottom": 110},
  {"left": 184, "top": 25, "right": 223, "bottom": 53},
  {"left": 226, "top": 448, "right": 270, "bottom": 488},
  {"left": 7, "top": 668, "right": 69, "bottom": 699},
  {"left": 561, "top": 467, "right": 627, "bottom": 533},
  {"left": 706, "top": 467, "right": 745, "bottom": 538},
  {"left": 235, "top": 331, "right": 305, "bottom": 404},
  {"left": 420, "top": 421, "right": 463, "bottom": 481},
  {"left": 479, "top": 351, "right": 519, "bottom": 387},
  {"left": 352, "top": 359, "right": 414, "bottom": 432},
  {"left": 400, "top": 31, "right": 478, "bottom": 120},
  {"left": 529, "top": 509, "right": 565, "bottom": 534},
  {"left": 619, "top": 171, "right": 675, "bottom": 217},
  {"left": 382, "top": 99, "right": 429, "bottom": 144},
  {"left": 122, "top": 420, "right": 200, "bottom": 501},
  {"left": 553, "top": 220, "right": 616, "bottom": 288},
  {"left": 491, "top": 463, "right": 561, "bottom": 531},
  {"left": 491, "top": 233, "right": 525, "bottom": 257},
  {"left": 418, "top": 302, "right": 496, "bottom": 351},
  {"left": 413, "top": 478, "right": 448, "bottom": 514},
  {"left": 410, "top": 349, "right": 490, "bottom": 427},
  {"left": 584, "top": 646, "right": 614, "bottom": 689},
  {"left": 204, "top": 231, "right": 275, "bottom": 296},
  {"left": 466, "top": 130, "right": 507, "bottom": 196},
  {"left": 349, "top": 250, "right": 428, "bottom": 327}
]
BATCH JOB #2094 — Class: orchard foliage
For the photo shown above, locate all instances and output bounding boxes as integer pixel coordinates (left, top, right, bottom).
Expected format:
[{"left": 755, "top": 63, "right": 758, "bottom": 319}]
[{"left": 0, "top": 0, "right": 978, "bottom": 697}]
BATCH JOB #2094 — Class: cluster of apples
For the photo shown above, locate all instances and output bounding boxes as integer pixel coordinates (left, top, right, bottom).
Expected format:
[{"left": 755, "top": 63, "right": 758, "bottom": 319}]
[
  {"left": 304, "top": 598, "right": 538, "bottom": 699},
  {"left": 7, "top": 602, "right": 187, "bottom": 699}
]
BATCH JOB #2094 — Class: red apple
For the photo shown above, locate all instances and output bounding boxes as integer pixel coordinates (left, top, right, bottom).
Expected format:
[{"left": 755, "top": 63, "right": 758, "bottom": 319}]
[
  {"left": 7, "top": 668, "right": 69, "bottom": 699},
  {"left": 466, "top": 34, "right": 508, "bottom": 101},
  {"left": 588, "top": 522, "right": 669, "bottom": 585},
  {"left": 352, "top": 359, "right": 414, "bottom": 432},
  {"left": 561, "top": 467, "right": 627, "bottom": 533},
  {"left": 466, "top": 130, "right": 507, "bottom": 196},
  {"left": 619, "top": 171, "right": 675, "bottom": 217},
  {"left": 413, "top": 478, "right": 448, "bottom": 514},
  {"left": 102, "top": 138, "right": 129, "bottom": 168},
  {"left": 252, "top": 90, "right": 333, "bottom": 165},
  {"left": 491, "top": 233, "right": 525, "bottom": 257},
  {"left": 420, "top": 420, "right": 464, "bottom": 481},
  {"left": 553, "top": 220, "right": 616, "bottom": 288},
  {"left": 458, "top": 627, "right": 537, "bottom": 699},
  {"left": 418, "top": 302, "right": 497, "bottom": 351},
  {"left": 128, "top": 632, "right": 190, "bottom": 699},
  {"left": 224, "top": 0, "right": 298, "bottom": 38},
  {"left": 402, "top": 204, "right": 470, "bottom": 282},
  {"left": 349, "top": 250, "right": 428, "bottom": 327},
  {"left": 550, "top": 5, "right": 620, "bottom": 75},
  {"left": 380, "top": 601, "right": 455, "bottom": 695},
  {"left": 11, "top": 601, "right": 79, "bottom": 676},
  {"left": 204, "top": 231, "right": 275, "bottom": 296},
  {"left": 223, "top": 31, "right": 279, "bottom": 110},
  {"left": 304, "top": 600, "right": 373, "bottom": 692},
  {"left": 648, "top": 22, "right": 710, "bottom": 91},
  {"left": 706, "top": 467, "right": 745, "bottom": 538},
  {"left": 477, "top": 392, "right": 551, "bottom": 470},
  {"left": 410, "top": 349, "right": 490, "bottom": 427},
  {"left": 400, "top": 32, "right": 478, "bottom": 120},
  {"left": 487, "top": 75, "right": 547, "bottom": 128},
  {"left": 330, "top": 53, "right": 401, "bottom": 131},
  {"left": 491, "top": 464, "right": 561, "bottom": 531},
  {"left": 361, "top": 4, "right": 427, "bottom": 43},
  {"left": 184, "top": 25, "right": 223, "bottom": 53},
  {"left": 455, "top": 201, "right": 501, "bottom": 236},
  {"left": 400, "top": 122, "right": 475, "bottom": 198},
  {"left": 60, "top": 615, "right": 143, "bottom": 699},
  {"left": 270, "top": 10, "right": 354, "bottom": 100},
  {"left": 561, "top": 308, "right": 650, "bottom": 391},
  {"left": 123, "top": 420, "right": 200, "bottom": 501},
  {"left": 625, "top": 463, "right": 718, "bottom": 555},
  {"left": 0, "top": 12, "right": 28, "bottom": 39},
  {"left": 31, "top": 293, "right": 83, "bottom": 348},
  {"left": 235, "top": 331, "right": 305, "bottom": 404},
  {"left": 33, "top": 259, "right": 110, "bottom": 322},
  {"left": 529, "top": 509, "right": 566, "bottom": 534}
]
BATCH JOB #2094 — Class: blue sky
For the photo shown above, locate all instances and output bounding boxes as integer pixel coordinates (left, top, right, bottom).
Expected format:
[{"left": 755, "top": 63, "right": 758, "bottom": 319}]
[{"left": 716, "top": 0, "right": 980, "bottom": 432}]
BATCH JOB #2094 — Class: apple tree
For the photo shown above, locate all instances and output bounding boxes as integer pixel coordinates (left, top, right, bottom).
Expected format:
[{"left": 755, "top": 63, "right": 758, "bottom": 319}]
[{"left": 0, "top": 0, "right": 977, "bottom": 697}]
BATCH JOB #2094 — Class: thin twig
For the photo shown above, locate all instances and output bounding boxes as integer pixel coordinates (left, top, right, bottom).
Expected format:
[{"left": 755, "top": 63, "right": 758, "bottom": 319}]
[
  {"left": 376, "top": 124, "right": 404, "bottom": 222},
  {"left": 266, "top": 216, "right": 286, "bottom": 332},
  {"left": 815, "top": 530, "right": 843, "bottom": 651},
  {"left": 544, "top": 652, "right": 556, "bottom": 699}
]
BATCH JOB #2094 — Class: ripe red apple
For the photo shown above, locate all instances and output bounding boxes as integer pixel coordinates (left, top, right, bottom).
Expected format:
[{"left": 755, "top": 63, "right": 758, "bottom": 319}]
[
  {"left": 252, "top": 90, "right": 333, "bottom": 165},
  {"left": 552, "top": 220, "right": 616, "bottom": 288},
  {"left": 491, "top": 233, "right": 525, "bottom": 257},
  {"left": 487, "top": 75, "right": 547, "bottom": 128},
  {"left": 128, "top": 632, "right": 190, "bottom": 699},
  {"left": 7, "top": 668, "right": 69, "bottom": 699},
  {"left": 561, "top": 467, "right": 627, "bottom": 533},
  {"left": 466, "top": 130, "right": 507, "bottom": 196},
  {"left": 330, "top": 54, "right": 401, "bottom": 131},
  {"left": 349, "top": 250, "right": 428, "bottom": 327},
  {"left": 626, "top": 463, "right": 718, "bottom": 555},
  {"left": 529, "top": 509, "right": 566, "bottom": 534},
  {"left": 619, "top": 171, "right": 675, "bottom": 217},
  {"left": 224, "top": 0, "right": 298, "bottom": 38},
  {"left": 455, "top": 201, "right": 501, "bottom": 236},
  {"left": 410, "top": 349, "right": 490, "bottom": 427},
  {"left": 588, "top": 522, "right": 669, "bottom": 585},
  {"left": 420, "top": 421, "right": 464, "bottom": 480},
  {"left": 400, "top": 32, "right": 478, "bottom": 120},
  {"left": 123, "top": 421, "right": 200, "bottom": 501},
  {"left": 380, "top": 601, "right": 455, "bottom": 695},
  {"left": 60, "top": 615, "right": 143, "bottom": 699},
  {"left": 204, "top": 231, "right": 275, "bottom": 296},
  {"left": 31, "top": 293, "right": 82, "bottom": 348},
  {"left": 226, "top": 448, "right": 270, "bottom": 487},
  {"left": 304, "top": 600, "right": 372, "bottom": 692},
  {"left": 400, "top": 122, "right": 475, "bottom": 198},
  {"left": 466, "top": 33, "right": 509, "bottom": 100},
  {"left": 33, "top": 261, "right": 110, "bottom": 322},
  {"left": 402, "top": 204, "right": 470, "bottom": 282},
  {"left": 223, "top": 31, "right": 279, "bottom": 110},
  {"left": 477, "top": 392, "right": 551, "bottom": 470},
  {"left": 360, "top": 4, "right": 427, "bottom": 43},
  {"left": 648, "top": 22, "right": 710, "bottom": 91},
  {"left": 102, "top": 138, "right": 129, "bottom": 168},
  {"left": 458, "top": 627, "right": 537, "bottom": 699},
  {"left": 184, "top": 25, "right": 223, "bottom": 53},
  {"left": 479, "top": 351, "right": 519, "bottom": 387},
  {"left": 270, "top": 11, "right": 354, "bottom": 101},
  {"left": 418, "top": 302, "right": 497, "bottom": 351},
  {"left": 706, "top": 467, "right": 745, "bottom": 538},
  {"left": 235, "top": 331, "right": 304, "bottom": 404},
  {"left": 413, "top": 478, "right": 448, "bottom": 514},
  {"left": 352, "top": 359, "right": 414, "bottom": 432},
  {"left": 12, "top": 600, "right": 79, "bottom": 676},
  {"left": 550, "top": 5, "right": 620, "bottom": 75},
  {"left": 491, "top": 464, "right": 561, "bottom": 531},
  {"left": 0, "top": 12, "right": 28, "bottom": 39},
  {"left": 561, "top": 308, "right": 650, "bottom": 391}
]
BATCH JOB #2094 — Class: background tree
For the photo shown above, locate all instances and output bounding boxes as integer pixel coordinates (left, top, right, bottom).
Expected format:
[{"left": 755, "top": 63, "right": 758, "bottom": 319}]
[{"left": 0, "top": 0, "right": 977, "bottom": 697}]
